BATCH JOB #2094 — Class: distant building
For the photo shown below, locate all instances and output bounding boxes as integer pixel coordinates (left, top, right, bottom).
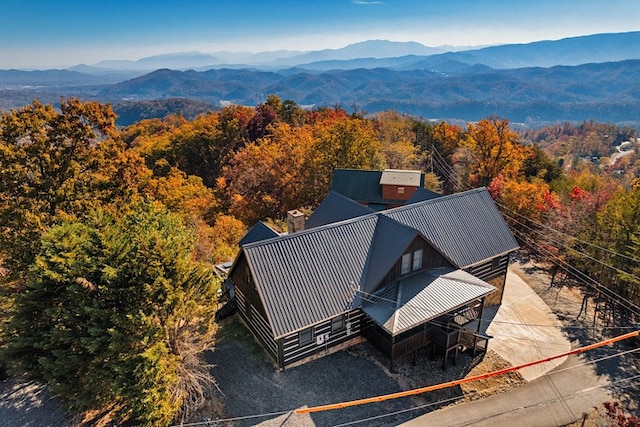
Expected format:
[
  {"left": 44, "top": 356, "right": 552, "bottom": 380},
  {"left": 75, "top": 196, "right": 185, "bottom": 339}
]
[
  {"left": 330, "top": 168, "right": 440, "bottom": 210},
  {"left": 218, "top": 187, "right": 518, "bottom": 370}
]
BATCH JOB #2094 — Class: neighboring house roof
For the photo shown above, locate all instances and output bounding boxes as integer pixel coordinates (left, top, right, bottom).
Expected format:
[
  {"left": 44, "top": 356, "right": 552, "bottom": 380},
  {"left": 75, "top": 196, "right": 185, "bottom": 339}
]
[
  {"left": 362, "top": 268, "right": 496, "bottom": 335},
  {"left": 235, "top": 188, "right": 517, "bottom": 339},
  {"left": 330, "top": 168, "right": 427, "bottom": 205},
  {"left": 239, "top": 221, "right": 280, "bottom": 247},
  {"left": 330, "top": 169, "right": 383, "bottom": 204},
  {"left": 379, "top": 169, "right": 423, "bottom": 186},
  {"left": 406, "top": 187, "right": 442, "bottom": 204},
  {"left": 306, "top": 191, "right": 374, "bottom": 229},
  {"left": 385, "top": 188, "right": 519, "bottom": 268}
]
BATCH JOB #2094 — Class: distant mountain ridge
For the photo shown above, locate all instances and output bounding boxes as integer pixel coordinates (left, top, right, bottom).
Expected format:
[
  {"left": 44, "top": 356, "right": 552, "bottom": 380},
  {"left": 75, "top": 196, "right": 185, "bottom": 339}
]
[{"left": 1, "top": 32, "right": 640, "bottom": 126}]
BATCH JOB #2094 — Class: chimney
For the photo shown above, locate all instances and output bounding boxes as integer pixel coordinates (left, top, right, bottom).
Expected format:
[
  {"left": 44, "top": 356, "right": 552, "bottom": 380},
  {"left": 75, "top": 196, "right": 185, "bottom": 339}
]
[{"left": 287, "top": 209, "right": 305, "bottom": 234}]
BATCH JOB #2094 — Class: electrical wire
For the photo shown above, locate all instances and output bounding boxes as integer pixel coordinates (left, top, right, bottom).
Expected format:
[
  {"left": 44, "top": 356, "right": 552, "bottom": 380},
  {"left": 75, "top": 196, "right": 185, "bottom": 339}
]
[
  {"left": 496, "top": 200, "right": 640, "bottom": 265},
  {"left": 500, "top": 208, "right": 640, "bottom": 284},
  {"left": 333, "top": 347, "right": 640, "bottom": 427},
  {"left": 507, "top": 225, "right": 640, "bottom": 316}
]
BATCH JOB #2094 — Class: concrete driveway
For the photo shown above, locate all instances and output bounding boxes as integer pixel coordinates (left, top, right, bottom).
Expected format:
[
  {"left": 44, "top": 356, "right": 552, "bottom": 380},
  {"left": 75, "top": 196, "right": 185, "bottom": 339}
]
[{"left": 400, "top": 265, "right": 616, "bottom": 427}]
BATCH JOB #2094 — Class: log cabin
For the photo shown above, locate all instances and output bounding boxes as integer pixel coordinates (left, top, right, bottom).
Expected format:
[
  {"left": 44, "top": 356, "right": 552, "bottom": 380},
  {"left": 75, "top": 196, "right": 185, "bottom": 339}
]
[{"left": 220, "top": 187, "right": 518, "bottom": 370}]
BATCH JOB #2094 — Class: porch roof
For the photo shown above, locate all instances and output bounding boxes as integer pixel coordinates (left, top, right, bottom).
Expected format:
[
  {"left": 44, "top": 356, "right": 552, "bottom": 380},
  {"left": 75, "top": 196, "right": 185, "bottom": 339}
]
[{"left": 361, "top": 268, "right": 496, "bottom": 336}]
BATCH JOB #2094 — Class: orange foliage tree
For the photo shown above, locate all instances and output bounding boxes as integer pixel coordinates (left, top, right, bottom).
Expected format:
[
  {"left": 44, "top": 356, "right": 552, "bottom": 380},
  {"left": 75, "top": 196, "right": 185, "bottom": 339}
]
[{"left": 461, "top": 117, "right": 528, "bottom": 187}]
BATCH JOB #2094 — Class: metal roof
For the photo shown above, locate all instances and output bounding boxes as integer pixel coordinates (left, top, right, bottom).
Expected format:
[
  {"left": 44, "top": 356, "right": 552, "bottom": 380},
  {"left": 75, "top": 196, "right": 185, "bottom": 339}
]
[
  {"left": 406, "top": 187, "right": 442, "bottom": 204},
  {"left": 359, "top": 215, "right": 418, "bottom": 296},
  {"left": 239, "top": 221, "right": 280, "bottom": 247},
  {"left": 305, "top": 191, "right": 374, "bottom": 229},
  {"left": 384, "top": 188, "right": 519, "bottom": 268},
  {"left": 379, "top": 169, "right": 423, "bottom": 186},
  {"left": 242, "top": 214, "right": 380, "bottom": 338},
  {"left": 330, "top": 169, "right": 383, "bottom": 204},
  {"left": 361, "top": 268, "right": 496, "bottom": 336},
  {"left": 232, "top": 187, "right": 517, "bottom": 339}
]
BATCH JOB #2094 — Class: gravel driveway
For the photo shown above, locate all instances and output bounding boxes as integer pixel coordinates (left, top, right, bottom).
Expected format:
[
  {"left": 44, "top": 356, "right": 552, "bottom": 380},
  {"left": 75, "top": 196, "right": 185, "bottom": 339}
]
[
  {"left": 0, "top": 378, "right": 70, "bottom": 427},
  {"left": 203, "top": 320, "right": 485, "bottom": 427}
]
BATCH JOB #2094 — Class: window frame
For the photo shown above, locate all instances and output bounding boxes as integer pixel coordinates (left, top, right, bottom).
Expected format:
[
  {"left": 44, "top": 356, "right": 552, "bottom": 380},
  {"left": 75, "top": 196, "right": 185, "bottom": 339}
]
[
  {"left": 331, "top": 315, "right": 345, "bottom": 333},
  {"left": 412, "top": 249, "right": 423, "bottom": 271},
  {"left": 401, "top": 253, "right": 412, "bottom": 275},
  {"left": 299, "top": 327, "right": 313, "bottom": 345}
]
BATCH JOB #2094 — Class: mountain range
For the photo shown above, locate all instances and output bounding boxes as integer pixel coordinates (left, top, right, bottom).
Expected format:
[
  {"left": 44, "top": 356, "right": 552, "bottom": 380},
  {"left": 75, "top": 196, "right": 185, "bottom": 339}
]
[{"left": 2, "top": 31, "right": 640, "bottom": 126}]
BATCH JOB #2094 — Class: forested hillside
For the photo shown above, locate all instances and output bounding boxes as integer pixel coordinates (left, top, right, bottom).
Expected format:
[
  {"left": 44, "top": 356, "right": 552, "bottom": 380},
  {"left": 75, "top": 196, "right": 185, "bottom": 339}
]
[{"left": 0, "top": 97, "right": 638, "bottom": 425}]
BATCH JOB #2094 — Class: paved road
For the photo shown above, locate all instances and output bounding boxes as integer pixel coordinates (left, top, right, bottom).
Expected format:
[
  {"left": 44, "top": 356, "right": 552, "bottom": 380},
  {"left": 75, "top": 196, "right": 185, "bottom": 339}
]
[{"left": 400, "top": 354, "right": 611, "bottom": 426}]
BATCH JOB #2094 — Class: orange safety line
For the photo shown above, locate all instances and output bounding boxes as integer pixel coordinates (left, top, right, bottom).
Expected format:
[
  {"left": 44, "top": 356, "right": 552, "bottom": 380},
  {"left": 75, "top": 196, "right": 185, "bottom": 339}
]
[{"left": 295, "top": 329, "right": 639, "bottom": 414}]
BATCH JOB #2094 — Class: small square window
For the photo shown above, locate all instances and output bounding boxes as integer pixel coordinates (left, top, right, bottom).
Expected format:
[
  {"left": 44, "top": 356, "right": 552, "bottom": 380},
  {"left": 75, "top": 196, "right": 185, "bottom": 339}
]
[
  {"left": 331, "top": 315, "right": 345, "bottom": 333},
  {"left": 299, "top": 328, "right": 313, "bottom": 345},
  {"left": 401, "top": 253, "right": 411, "bottom": 275},
  {"left": 491, "top": 257, "right": 500, "bottom": 270},
  {"left": 398, "top": 187, "right": 405, "bottom": 194}
]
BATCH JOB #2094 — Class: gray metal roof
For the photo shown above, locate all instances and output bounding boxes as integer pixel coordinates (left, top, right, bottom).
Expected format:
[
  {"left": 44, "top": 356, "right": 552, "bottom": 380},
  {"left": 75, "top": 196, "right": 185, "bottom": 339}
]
[
  {"left": 243, "top": 214, "right": 380, "bottom": 338},
  {"left": 330, "top": 169, "right": 383, "bottom": 204},
  {"left": 384, "top": 188, "right": 519, "bottom": 268},
  {"left": 406, "top": 187, "right": 442, "bottom": 204},
  {"left": 361, "top": 268, "right": 496, "bottom": 336},
  {"left": 359, "top": 215, "right": 418, "bottom": 295},
  {"left": 233, "top": 187, "right": 517, "bottom": 339},
  {"left": 305, "top": 191, "right": 373, "bottom": 229}
]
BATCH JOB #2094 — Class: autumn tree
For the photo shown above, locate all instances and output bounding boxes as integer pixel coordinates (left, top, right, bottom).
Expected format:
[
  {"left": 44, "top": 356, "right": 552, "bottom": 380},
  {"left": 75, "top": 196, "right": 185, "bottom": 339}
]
[
  {"left": 223, "top": 122, "right": 315, "bottom": 223},
  {"left": 5, "top": 201, "right": 219, "bottom": 426},
  {"left": 428, "top": 121, "right": 463, "bottom": 192},
  {"left": 589, "top": 184, "right": 640, "bottom": 307},
  {"left": 461, "top": 117, "right": 527, "bottom": 187},
  {"left": 375, "top": 111, "right": 422, "bottom": 170},
  {"left": 0, "top": 98, "right": 147, "bottom": 279},
  {"left": 303, "top": 114, "right": 384, "bottom": 204}
]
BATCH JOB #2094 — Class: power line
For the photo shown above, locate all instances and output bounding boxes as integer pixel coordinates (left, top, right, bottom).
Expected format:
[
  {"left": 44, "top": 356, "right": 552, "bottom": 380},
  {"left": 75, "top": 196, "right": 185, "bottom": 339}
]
[
  {"left": 294, "top": 330, "right": 639, "bottom": 415},
  {"left": 507, "top": 224, "right": 640, "bottom": 316},
  {"left": 500, "top": 207, "right": 640, "bottom": 283},
  {"left": 496, "top": 200, "right": 640, "bottom": 265},
  {"left": 334, "top": 347, "right": 640, "bottom": 427}
]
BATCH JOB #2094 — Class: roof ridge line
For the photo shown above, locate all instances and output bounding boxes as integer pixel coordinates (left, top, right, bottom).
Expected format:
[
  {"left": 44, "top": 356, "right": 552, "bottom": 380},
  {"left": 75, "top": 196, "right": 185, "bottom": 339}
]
[
  {"left": 383, "top": 187, "right": 486, "bottom": 215},
  {"left": 241, "top": 210, "right": 382, "bottom": 249}
]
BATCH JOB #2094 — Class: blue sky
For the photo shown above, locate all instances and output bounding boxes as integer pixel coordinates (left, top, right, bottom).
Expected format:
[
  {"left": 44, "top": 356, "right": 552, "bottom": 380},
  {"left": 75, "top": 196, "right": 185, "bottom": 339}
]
[{"left": 2, "top": 0, "right": 639, "bottom": 68}]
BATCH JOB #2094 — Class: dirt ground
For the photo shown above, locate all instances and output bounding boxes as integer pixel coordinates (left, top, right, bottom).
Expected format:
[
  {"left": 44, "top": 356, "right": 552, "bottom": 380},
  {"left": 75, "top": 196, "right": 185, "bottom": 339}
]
[{"left": 1, "top": 255, "right": 638, "bottom": 426}]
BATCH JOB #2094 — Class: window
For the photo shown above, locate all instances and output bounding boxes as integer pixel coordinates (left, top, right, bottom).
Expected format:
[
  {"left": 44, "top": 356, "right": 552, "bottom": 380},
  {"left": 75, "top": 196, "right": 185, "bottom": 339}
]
[
  {"left": 299, "top": 327, "right": 313, "bottom": 345},
  {"left": 397, "top": 187, "right": 405, "bottom": 194},
  {"left": 491, "top": 257, "right": 500, "bottom": 270},
  {"left": 401, "top": 253, "right": 412, "bottom": 275},
  {"left": 413, "top": 249, "right": 423, "bottom": 271},
  {"left": 331, "top": 315, "right": 345, "bottom": 333}
]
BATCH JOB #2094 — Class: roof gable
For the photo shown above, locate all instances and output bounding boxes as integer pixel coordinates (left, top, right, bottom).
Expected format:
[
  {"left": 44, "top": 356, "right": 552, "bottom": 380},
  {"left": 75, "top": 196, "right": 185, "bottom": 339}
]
[
  {"left": 306, "top": 191, "right": 374, "bottom": 229},
  {"left": 239, "top": 221, "right": 280, "bottom": 246},
  {"left": 383, "top": 188, "right": 519, "bottom": 268},
  {"left": 359, "top": 215, "right": 419, "bottom": 296}
]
